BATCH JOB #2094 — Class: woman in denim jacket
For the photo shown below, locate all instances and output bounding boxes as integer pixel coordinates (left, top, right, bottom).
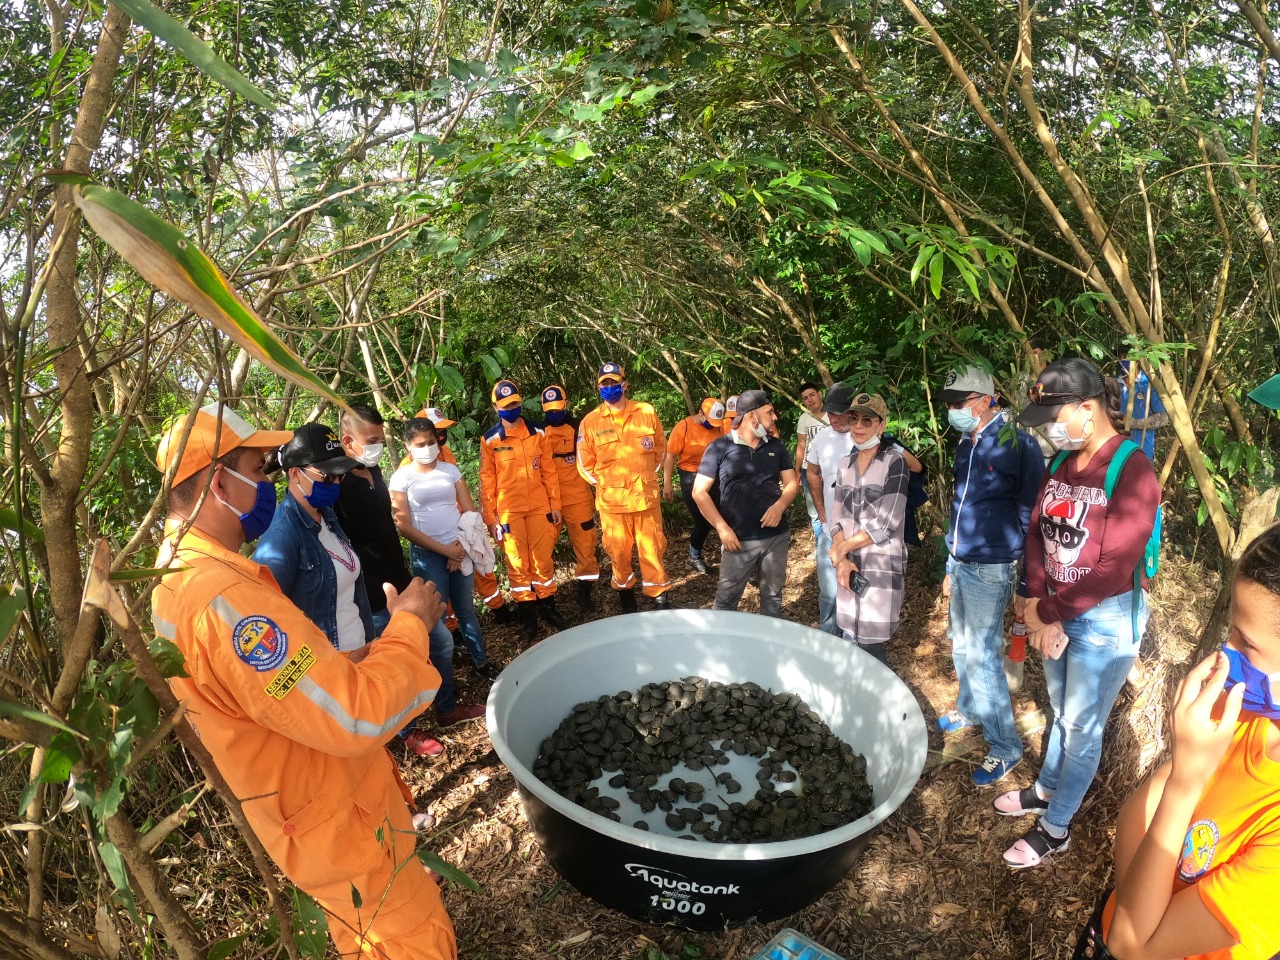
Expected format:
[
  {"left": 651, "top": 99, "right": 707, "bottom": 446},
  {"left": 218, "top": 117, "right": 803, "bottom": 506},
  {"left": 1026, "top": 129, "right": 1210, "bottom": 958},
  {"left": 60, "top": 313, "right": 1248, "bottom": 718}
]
[{"left": 254, "top": 423, "right": 375, "bottom": 654}]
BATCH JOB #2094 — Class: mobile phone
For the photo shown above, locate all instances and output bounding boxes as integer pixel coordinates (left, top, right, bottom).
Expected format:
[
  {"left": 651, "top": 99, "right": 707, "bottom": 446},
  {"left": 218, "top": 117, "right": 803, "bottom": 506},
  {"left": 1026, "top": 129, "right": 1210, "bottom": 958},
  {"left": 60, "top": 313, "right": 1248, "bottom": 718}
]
[
  {"left": 849, "top": 571, "right": 870, "bottom": 597},
  {"left": 1043, "top": 628, "right": 1069, "bottom": 660}
]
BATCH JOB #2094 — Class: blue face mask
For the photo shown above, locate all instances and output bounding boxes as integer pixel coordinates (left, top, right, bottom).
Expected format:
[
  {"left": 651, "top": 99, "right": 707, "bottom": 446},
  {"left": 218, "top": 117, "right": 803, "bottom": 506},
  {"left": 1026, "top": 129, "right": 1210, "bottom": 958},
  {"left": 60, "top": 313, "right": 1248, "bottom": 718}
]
[
  {"left": 300, "top": 470, "right": 342, "bottom": 510},
  {"left": 599, "top": 383, "right": 624, "bottom": 404},
  {"left": 1222, "top": 645, "right": 1280, "bottom": 719},
  {"left": 498, "top": 405, "right": 523, "bottom": 423},
  {"left": 218, "top": 467, "right": 278, "bottom": 542},
  {"left": 948, "top": 406, "right": 980, "bottom": 433},
  {"left": 545, "top": 410, "right": 569, "bottom": 426}
]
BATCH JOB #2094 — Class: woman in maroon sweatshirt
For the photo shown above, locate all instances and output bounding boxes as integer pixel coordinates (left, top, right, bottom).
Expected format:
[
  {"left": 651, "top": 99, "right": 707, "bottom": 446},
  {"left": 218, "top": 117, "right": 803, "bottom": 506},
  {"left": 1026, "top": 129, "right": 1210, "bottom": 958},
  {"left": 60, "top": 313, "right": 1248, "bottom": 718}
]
[{"left": 994, "top": 357, "right": 1161, "bottom": 869}]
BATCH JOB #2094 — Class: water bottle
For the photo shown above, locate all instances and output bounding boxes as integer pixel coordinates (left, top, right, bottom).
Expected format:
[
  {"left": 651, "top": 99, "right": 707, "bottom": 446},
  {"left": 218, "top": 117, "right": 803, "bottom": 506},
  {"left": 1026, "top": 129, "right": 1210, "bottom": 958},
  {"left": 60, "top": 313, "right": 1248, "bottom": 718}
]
[{"left": 1005, "top": 615, "right": 1027, "bottom": 692}]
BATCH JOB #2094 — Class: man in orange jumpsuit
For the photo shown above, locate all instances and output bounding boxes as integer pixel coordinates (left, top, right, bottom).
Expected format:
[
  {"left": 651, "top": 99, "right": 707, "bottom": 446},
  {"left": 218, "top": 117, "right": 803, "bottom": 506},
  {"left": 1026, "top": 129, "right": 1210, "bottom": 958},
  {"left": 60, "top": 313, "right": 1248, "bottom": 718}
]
[
  {"left": 540, "top": 384, "right": 601, "bottom": 615},
  {"left": 421, "top": 406, "right": 511, "bottom": 625},
  {"left": 663, "top": 397, "right": 726, "bottom": 574},
  {"left": 576, "top": 362, "right": 672, "bottom": 612},
  {"left": 151, "top": 402, "right": 457, "bottom": 960},
  {"left": 480, "top": 380, "right": 570, "bottom": 644}
]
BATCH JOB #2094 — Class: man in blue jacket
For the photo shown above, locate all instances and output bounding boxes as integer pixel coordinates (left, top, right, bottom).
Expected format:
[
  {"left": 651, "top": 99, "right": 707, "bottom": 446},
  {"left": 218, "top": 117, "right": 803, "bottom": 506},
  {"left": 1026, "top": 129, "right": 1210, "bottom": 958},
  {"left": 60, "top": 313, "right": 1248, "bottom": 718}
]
[{"left": 937, "top": 365, "right": 1045, "bottom": 788}]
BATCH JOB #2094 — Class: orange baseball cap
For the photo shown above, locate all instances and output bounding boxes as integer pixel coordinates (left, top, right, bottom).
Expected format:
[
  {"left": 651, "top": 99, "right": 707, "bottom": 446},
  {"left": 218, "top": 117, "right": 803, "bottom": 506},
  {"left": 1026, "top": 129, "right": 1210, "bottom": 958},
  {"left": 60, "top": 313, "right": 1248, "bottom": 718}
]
[
  {"left": 156, "top": 403, "right": 293, "bottom": 485},
  {"left": 700, "top": 398, "right": 727, "bottom": 426},
  {"left": 420, "top": 406, "right": 457, "bottom": 429},
  {"left": 541, "top": 384, "right": 568, "bottom": 411}
]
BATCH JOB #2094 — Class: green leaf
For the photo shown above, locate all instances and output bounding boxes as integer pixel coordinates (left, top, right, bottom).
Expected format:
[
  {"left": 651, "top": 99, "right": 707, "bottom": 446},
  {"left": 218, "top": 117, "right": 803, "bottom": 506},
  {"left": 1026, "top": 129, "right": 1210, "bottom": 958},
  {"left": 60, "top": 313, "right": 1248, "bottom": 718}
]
[
  {"left": 98, "top": 841, "right": 140, "bottom": 922},
  {"left": 479, "top": 354, "right": 501, "bottom": 381},
  {"left": 350, "top": 883, "right": 362, "bottom": 909},
  {"left": 73, "top": 186, "right": 347, "bottom": 412},
  {"left": 928, "top": 253, "right": 944, "bottom": 298},
  {"left": 38, "top": 747, "right": 73, "bottom": 783},
  {"left": 0, "top": 507, "right": 44, "bottom": 543},
  {"left": 568, "top": 141, "right": 595, "bottom": 161},
  {"left": 109, "top": 565, "right": 188, "bottom": 583},
  {"left": 290, "top": 887, "right": 329, "bottom": 959},
  {"left": 42, "top": 169, "right": 96, "bottom": 187},
  {"left": 910, "top": 244, "right": 934, "bottom": 286},
  {"left": 208, "top": 935, "right": 248, "bottom": 960},
  {"left": 0, "top": 700, "right": 80, "bottom": 737},
  {"left": 0, "top": 587, "right": 27, "bottom": 643},
  {"left": 416, "top": 848, "right": 482, "bottom": 891},
  {"left": 148, "top": 636, "right": 189, "bottom": 679},
  {"left": 107, "top": 0, "right": 273, "bottom": 108}
]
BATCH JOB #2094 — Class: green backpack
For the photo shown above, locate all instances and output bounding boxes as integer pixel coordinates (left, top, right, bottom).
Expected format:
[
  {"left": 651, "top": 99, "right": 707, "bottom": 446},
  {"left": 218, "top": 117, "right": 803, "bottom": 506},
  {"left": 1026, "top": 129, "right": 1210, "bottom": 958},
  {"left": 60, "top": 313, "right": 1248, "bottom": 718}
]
[{"left": 1049, "top": 438, "right": 1161, "bottom": 638}]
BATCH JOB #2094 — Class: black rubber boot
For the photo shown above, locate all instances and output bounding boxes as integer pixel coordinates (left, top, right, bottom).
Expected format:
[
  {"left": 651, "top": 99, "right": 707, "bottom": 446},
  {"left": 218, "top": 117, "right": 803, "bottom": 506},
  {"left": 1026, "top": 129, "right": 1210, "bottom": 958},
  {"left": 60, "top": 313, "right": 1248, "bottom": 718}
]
[
  {"left": 651, "top": 591, "right": 673, "bottom": 611},
  {"left": 518, "top": 602, "right": 538, "bottom": 646},
  {"left": 538, "top": 596, "right": 572, "bottom": 630},
  {"left": 576, "top": 579, "right": 597, "bottom": 616},
  {"left": 618, "top": 588, "right": 638, "bottom": 614},
  {"left": 490, "top": 603, "right": 513, "bottom": 626}
]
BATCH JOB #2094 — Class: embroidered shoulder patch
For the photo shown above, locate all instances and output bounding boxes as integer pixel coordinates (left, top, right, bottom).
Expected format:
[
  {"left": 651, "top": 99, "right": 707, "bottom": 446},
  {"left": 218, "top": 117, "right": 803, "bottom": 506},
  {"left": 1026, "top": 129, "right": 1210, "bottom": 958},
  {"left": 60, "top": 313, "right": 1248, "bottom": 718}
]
[
  {"left": 640, "top": 436, "right": 654, "bottom": 450},
  {"left": 1178, "top": 819, "right": 1220, "bottom": 881},
  {"left": 232, "top": 615, "right": 288, "bottom": 672},
  {"left": 266, "top": 644, "right": 316, "bottom": 699}
]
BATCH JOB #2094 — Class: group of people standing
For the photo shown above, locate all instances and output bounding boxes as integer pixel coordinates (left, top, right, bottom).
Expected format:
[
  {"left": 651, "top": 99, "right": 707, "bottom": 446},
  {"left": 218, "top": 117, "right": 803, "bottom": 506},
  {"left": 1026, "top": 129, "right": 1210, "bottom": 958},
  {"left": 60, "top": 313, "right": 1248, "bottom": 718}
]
[{"left": 141, "top": 355, "right": 1280, "bottom": 960}]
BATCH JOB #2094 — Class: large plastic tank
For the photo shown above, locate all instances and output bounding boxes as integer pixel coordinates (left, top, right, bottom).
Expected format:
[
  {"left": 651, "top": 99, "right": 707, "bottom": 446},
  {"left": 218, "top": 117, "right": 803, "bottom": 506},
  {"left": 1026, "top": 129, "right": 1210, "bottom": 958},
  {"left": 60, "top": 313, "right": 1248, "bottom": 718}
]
[{"left": 487, "top": 610, "right": 927, "bottom": 930}]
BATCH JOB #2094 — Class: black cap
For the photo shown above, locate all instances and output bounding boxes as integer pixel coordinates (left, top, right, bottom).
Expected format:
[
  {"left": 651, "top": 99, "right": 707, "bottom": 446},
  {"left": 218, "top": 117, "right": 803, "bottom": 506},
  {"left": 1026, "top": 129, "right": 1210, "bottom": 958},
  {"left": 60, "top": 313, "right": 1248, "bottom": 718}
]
[
  {"left": 274, "top": 422, "right": 361, "bottom": 475},
  {"left": 822, "top": 382, "right": 856, "bottom": 414},
  {"left": 1017, "top": 358, "right": 1106, "bottom": 428},
  {"left": 731, "top": 389, "right": 771, "bottom": 427}
]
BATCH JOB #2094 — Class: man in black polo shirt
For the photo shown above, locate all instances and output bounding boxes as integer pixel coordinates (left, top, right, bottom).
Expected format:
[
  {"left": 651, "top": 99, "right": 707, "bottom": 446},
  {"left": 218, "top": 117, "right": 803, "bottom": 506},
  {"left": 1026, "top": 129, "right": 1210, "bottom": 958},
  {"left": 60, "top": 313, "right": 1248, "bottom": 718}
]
[{"left": 692, "top": 389, "right": 799, "bottom": 618}]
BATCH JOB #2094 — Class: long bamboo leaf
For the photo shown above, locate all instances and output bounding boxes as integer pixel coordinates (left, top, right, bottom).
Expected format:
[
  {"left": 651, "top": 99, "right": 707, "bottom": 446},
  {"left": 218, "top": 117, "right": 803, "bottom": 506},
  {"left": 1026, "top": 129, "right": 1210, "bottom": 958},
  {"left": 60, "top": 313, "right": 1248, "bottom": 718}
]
[
  {"left": 109, "top": 0, "right": 274, "bottom": 108},
  {"left": 73, "top": 186, "right": 348, "bottom": 412},
  {"left": 0, "top": 587, "right": 27, "bottom": 644},
  {"left": 108, "top": 565, "right": 189, "bottom": 583},
  {"left": 0, "top": 507, "right": 44, "bottom": 543},
  {"left": 97, "top": 841, "right": 141, "bottom": 923},
  {"left": 416, "top": 848, "right": 482, "bottom": 891},
  {"left": 0, "top": 700, "right": 81, "bottom": 738}
]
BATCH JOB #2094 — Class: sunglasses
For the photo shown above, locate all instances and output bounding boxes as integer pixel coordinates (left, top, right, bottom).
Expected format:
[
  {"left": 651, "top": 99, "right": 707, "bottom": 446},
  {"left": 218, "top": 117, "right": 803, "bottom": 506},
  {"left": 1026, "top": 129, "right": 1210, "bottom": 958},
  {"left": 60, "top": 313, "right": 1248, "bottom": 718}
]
[
  {"left": 945, "top": 394, "right": 982, "bottom": 410},
  {"left": 1027, "top": 383, "right": 1082, "bottom": 405},
  {"left": 849, "top": 414, "right": 880, "bottom": 427},
  {"left": 303, "top": 466, "right": 341, "bottom": 484}
]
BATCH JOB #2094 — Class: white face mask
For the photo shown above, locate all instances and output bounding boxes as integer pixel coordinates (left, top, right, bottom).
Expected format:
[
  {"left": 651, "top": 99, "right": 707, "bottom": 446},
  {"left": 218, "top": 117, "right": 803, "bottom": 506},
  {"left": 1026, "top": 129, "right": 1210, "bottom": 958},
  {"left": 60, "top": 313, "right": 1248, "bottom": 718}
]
[
  {"left": 853, "top": 433, "right": 881, "bottom": 452},
  {"left": 1047, "top": 406, "right": 1090, "bottom": 451},
  {"left": 752, "top": 420, "right": 768, "bottom": 440},
  {"left": 354, "top": 441, "right": 384, "bottom": 466},
  {"left": 410, "top": 443, "right": 439, "bottom": 465}
]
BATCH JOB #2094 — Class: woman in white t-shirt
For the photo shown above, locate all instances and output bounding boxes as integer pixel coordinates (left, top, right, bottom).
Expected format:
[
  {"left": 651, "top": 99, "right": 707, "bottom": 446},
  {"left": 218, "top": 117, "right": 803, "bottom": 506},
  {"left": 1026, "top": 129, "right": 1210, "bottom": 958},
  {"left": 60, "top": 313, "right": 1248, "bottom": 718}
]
[
  {"left": 389, "top": 418, "right": 490, "bottom": 675},
  {"left": 253, "top": 422, "right": 375, "bottom": 656}
]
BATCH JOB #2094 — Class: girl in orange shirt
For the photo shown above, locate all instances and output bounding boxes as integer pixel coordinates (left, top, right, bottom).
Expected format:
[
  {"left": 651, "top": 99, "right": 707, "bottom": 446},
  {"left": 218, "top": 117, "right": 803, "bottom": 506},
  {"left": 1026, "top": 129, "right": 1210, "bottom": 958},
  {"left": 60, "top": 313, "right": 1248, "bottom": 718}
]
[{"left": 1079, "top": 522, "right": 1280, "bottom": 960}]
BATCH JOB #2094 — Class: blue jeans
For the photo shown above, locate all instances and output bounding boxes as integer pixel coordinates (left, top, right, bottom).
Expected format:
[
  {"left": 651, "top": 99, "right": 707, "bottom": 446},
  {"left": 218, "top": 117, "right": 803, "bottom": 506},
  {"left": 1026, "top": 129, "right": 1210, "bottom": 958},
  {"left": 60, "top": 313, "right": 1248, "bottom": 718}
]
[
  {"left": 1037, "top": 590, "right": 1149, "bottom": 832},
  {"left": 803, "top": 484, "right": 822, "bottom": 539},
  {"left": 946, "top": 557, "right": 1022, "bottom": 763},
  {"left": 371, "top": 605, "right": 457, "bottom": 720},
  {"left": 815, "top": 525, "right": 840, "bottom": 636},
  {"left": 409, "top": 545, "right": 487, "bottom": 669}
]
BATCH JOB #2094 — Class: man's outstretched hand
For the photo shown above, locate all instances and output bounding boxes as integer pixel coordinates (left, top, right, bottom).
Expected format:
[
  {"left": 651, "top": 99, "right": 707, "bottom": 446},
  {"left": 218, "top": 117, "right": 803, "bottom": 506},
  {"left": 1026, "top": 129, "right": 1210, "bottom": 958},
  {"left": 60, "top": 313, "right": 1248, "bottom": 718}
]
[{"left": 385, "top": 578, "right": 444, "bottom": 630}]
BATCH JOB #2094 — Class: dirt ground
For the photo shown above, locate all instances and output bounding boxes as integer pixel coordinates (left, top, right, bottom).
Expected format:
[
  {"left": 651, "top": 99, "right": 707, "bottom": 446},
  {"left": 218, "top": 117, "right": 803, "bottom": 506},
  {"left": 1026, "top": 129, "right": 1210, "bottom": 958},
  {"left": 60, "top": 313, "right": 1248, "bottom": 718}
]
[{"left": 402, "top": 520, "right": 1212, "bottom": 960}]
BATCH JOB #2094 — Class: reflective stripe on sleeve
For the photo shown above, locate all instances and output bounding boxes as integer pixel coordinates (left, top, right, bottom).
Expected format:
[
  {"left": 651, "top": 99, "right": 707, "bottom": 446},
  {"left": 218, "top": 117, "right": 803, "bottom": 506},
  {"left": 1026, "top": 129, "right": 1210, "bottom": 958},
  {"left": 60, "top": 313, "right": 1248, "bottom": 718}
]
[
  {"left": 154, "top": 617, "right": 177, "bottom": 640},
  {"left": 210, "top": 595, "right": 247, "bottom": 629},
  {"left": 296, "top": 677, "right": 438, "bottom": 740}
]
